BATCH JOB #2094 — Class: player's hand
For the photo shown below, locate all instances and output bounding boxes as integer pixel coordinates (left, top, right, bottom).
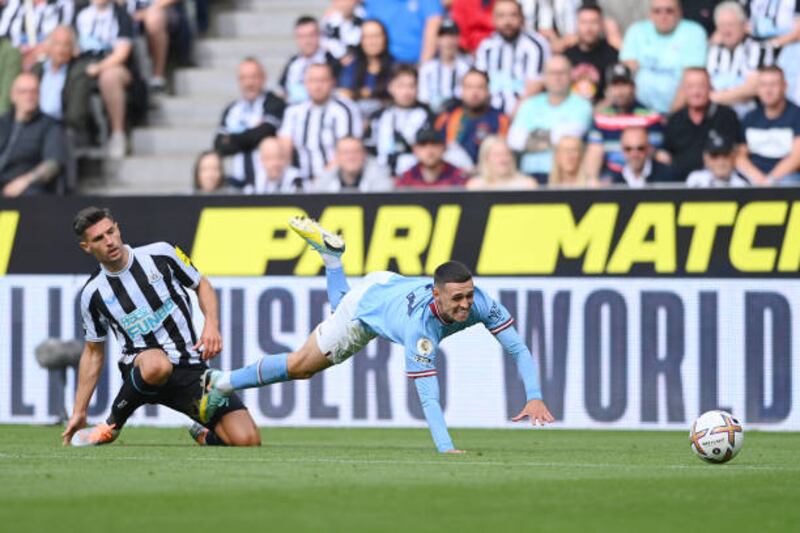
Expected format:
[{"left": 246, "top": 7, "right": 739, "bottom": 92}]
[
  {"left": 512, "top": 399, "right": 555, "bottom": 426},
  {"left": 62, "top": 412, "right": 87, "bottom": 446},
  {"left": 194, "top": 322, "right": 222, "bottom": 360}
]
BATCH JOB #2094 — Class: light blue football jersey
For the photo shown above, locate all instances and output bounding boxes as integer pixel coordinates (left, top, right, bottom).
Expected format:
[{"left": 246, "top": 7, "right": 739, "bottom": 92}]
[{"left": 354, "top": 274, "right": 516, "bottom": 378}]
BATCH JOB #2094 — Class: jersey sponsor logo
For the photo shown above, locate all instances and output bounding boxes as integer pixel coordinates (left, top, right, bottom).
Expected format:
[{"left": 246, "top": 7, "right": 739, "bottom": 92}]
[
  {"left": 416, "top": 337, "right": 434, "bottom": 356},
  {"left": 174, "top": 246, "right": 192, "bottom": 268},
  {"left": 414, "top": 354, "right": 433, "bottom": 365},
  {"left": 0, "top": 210, "right": 20, "bottom": 276},
  {"left": 120, "top": 298, "right": 176, "bottom": 338}
]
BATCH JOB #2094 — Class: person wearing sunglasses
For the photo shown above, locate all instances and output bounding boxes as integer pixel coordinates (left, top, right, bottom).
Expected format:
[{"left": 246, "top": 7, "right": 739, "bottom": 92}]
[
  {"left": 620, "top": 0, "right": 708, "bottom": 114},
  {"left": 605, "top": 126, "right": 676, "bottom": 187}
]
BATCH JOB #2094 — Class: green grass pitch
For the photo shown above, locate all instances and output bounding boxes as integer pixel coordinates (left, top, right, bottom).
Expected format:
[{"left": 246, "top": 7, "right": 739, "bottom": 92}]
[{"left": 1, "top": 426, "right": 798, "bottom": 532}]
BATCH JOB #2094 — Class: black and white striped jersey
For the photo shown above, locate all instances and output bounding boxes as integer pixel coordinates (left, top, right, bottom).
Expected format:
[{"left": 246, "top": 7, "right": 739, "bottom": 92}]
[
  {"left": 279, "top": 48, "right": 340, "bottom": 105},
  {"left": 475, "top": 30, "right": 550, "bottom": 114},
  {"left": 215, "top": 91, "right": 286, "bottom": 187},
  {"left": 80, "top": 242, "right": 203, "bottom": 367},
  {"left": 321, "top": 11, "right": 362, "bottom": 59},
  {"left": 278, "top": 96, "right": 363, "bottom": 178},
  {"left": 418, "top": 55, "right": 472, "bottom": 113},
  {"left": 247, "top": 166, "right": 310, "bottom": 194},
  {"left": 0, "top": 0, "right": 74, "bottom": 48},
  {"left": 74, "top": 2, "right": 133, "bottom": 55},
  {"left": 743, "top": 0, "right": 800, "bottom": 39},
  {"left": 707, "top": 36, "right": 776, "bottom": 87},
  {"left": 368, "top": 104, "right": 433, "bottom": 175},
  {"left": 520, "top": 0, "right": 580, "bottom": 36}
]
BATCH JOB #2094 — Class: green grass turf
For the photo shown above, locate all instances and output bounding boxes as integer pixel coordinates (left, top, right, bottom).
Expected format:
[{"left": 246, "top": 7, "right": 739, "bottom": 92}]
[{"left": 0, "top": 426, "right": 798, "bottom": 533}]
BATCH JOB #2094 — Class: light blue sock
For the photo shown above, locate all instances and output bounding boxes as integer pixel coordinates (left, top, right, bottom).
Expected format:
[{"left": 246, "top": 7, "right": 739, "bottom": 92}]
[
  {"left": 325, "top": 266, "right": 350, "bottom": 310},
  {"left": 230, "top": 353, "right": 289, "bottom": 390}
]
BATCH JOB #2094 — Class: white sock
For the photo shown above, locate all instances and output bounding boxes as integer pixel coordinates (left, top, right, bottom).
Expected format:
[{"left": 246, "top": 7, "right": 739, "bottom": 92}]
[
  {"left": 215, "top": 371, "right": 234, "bottom": 394},
  {"left": 321, "top": 254, "right": 342, "bottom": 270}
]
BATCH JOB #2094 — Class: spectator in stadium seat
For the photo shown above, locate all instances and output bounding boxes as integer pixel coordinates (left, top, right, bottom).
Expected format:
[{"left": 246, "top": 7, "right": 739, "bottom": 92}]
[
  {"left": 605, "top": 126, "right": 675, "bottom": 187},
  {"left": 681, "top": 0, "right": 722, "bottom": 36},
  {"left": 368, "top": 64, "right": 433, "bottom": 177},
  {"left": 467, "top": 135, "right": 537, "bottom": 189},
  {"left": 193, "top": 150, "right": 234, "bottom": 194},
  {"left": 475, "top": 0, "right": 550, "bottom": 115},
  {"left": 686, "top": 131, "right": 751, "bottom": 187},
  {"left": 72, "top": 0, "right": 137, "bottom": 159},
  {"left": 280, "top": 62, "right": 363, "bottom": 180},
  {"left": 450, "top": 0, "right": 494, "bottom": 53},
  {"left": 418, "top": 18, "right": 472, "bottom": 114},
  {"left": 214, "top": 57, "right": 286, "bottom": 190},
  {"left": 620, "top": 0, "right": 708, "bottom": 114},
  {"left": 583, "top": 63, "right": 663, "bottom": 182},
  {"left": 520, "top": 0, "right": 623, "bottom": 52},
  {"left": 0, "top": 73, "right": 67, "bottom": 196},
  {"left": 253, "top": 137, "right": 308, "bottom": 194},
  {"left": 0, "top": 0, "right": 21, "bottom": 115},
  {"left": 0, "top": 0, "right": 74, "bottom": 71},
  {"left": 739, "top": 0, "right": 800, "bottom": 104},
  {"left": 314, "top": 136, "right": 394, "bottom": 192},
  {"left": 656, "top": 68, "right": 742, "bottom": 181},
  {"left": 435, "top": 69, "right": 509, "bottom": 165},
  {"left": 280, "top": 16, "right": 340, "bottom": 105},
  {"left": 363, "top": 0, "right": 442, "bottom": 64},
  {"left": 507, "top": 54, "right": 592, "bottom": 183},
  {"left": 737, "top": 66, "right": 800, "bottom": 185},
  {"left": 564, "top": 3, "right": 618, "bottom": 103},
  {"left": 124, "top": 0, "right": 192, "bottom": 92},
  {"left": 548, "top": 135, "right": 590, "bottom": 187},
  {"left": 396, "top": 126, "right": 469, "bottom": 188},
  {"left": 337, "top": 19, "right": 393, "bottom": 119},
  {"left": 321, "top": 0, "right": 363, "bottom": 63},
  {"left": 707, "top": 2, "right": 777, "bottom": 117},
  {"left": 32, "top": 25, "right": 76, "bottom": 122}
]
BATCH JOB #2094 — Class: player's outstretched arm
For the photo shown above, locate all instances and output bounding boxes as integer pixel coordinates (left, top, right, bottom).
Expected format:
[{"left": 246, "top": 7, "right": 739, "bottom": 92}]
[
  {"left": 194, "top": 276, "right": 222, "bottom": 360},
  {"left": 495, "top": 327, "right": 555, "bottom": 426},
  {"left": 62, "top": 341, "right": 105, "bottom": 445},
  {"left": 414, "top": 376, "right": 463, "bottom": 453}
]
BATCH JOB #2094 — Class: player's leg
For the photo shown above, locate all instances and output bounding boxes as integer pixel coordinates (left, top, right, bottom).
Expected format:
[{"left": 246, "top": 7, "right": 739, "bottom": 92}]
[
  {"left": 288, "top": 216, "right": 349, "bottom": 310},
  {"left": 71, "top": 349, "right": 173, "bottom": 446}
]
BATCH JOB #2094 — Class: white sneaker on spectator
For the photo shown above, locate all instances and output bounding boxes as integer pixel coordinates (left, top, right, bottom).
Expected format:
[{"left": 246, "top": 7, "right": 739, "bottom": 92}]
[
  {"left": 149, "top": 76, "right": 167, "bottom": 92},
  {"left": 107, "top": 132, "right": 127, "bottom": 159}
]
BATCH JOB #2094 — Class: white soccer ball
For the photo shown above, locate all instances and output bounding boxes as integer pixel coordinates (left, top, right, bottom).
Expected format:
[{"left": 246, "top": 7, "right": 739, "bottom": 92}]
[{"left": 689, "top": 410, "right": 744, "bottom": 464}]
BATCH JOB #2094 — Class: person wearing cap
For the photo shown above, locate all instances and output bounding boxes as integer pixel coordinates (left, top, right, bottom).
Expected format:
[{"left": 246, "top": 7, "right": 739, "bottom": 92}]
[
  {"left": 435, "top": 69, "right": 510, "bottom": 166},
  {"left": 395, "top": 126, "right": 469, "bottom": 188},
  {"left": 605, "top": 126, "right": 675, "bottom": 187},
  {"left": 418, "top": 18, "right": 472, "bottom": 114},
  {"left": 620, "top": 0, "right": 708, "bottom": 114},
  {"left": 507, "top": 54, "right": 592, "bottom": 183},
  {"left": 564, "top": 3, "right": 618, "bottom": 103},
  {"left": 583, "top": 62, "right": 664, "bottom": 183},
  {"left": 655, "top": 68, "right": 742, "bottom": 181},
  {"left": 686, "top": 132, "right": 751, "bottom": 187}
]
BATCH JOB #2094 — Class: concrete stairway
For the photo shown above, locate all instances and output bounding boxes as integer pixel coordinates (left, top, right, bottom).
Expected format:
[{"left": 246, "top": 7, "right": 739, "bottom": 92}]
[{"left": 83, "top": 0, "right": 328, "bottom": 195}]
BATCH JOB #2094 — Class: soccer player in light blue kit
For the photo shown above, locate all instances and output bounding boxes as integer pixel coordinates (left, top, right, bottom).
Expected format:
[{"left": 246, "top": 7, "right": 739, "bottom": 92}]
[{"left": 199, "top": 217, "right": 554, "bottom": 452}]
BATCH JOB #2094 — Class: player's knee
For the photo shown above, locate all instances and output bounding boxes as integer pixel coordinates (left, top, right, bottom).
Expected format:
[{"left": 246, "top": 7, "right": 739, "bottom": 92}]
[
  {"left": 228, "top": 428, "right": 261, "bottom": 447},
  {"left": 140, "top": 357, "right": 172, "bottom": 384}
]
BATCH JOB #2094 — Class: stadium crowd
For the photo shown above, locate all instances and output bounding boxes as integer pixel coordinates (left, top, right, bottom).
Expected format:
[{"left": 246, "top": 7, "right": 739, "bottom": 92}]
[{"left": 1, "top": 0, "right": 800, "bottom": 196}]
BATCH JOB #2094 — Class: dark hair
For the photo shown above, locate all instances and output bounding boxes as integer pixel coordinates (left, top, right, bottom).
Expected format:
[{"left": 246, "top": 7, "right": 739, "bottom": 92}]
[
  {"left": 350, "top": 19, "right": 393, "bottom": 101},
  {"left": 295, "top": 15, "right": 318, "bottom": 28},
  {"left": 390, "top": 63, "right": 418, "bottom": 82},
  {"left": 434, "top": 261, "right": 473, "bottom": 287},
  {"left": 73, "top": 206, "right": 114, "bottom": 238},
  {"left": 577, "top": 3, "right": 603, "bottom": 16},
  {"left": 463, "top": 67, "right": 489, "bottom": 85}
]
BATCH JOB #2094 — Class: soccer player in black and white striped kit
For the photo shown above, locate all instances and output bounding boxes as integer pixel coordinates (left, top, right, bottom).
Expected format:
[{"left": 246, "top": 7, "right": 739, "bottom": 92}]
[{"left": 62, "top": 207, "right": 260, "bottom": 447}]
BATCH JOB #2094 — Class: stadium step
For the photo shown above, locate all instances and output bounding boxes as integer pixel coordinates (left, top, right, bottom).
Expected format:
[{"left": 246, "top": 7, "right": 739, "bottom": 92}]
[
  {"left": 131, "top": 127, "right": 212, "bottom": 156},
  {"left": 149, "top": 96, "right": 226, "bottom": 127},
  {"left": 84, "top": 156, "right": 198, "bottom": 195}
]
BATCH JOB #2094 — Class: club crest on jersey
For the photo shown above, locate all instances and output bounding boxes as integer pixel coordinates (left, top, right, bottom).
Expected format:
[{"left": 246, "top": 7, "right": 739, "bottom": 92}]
[
  {"left": 148, "top": 269, "right": 163, "bottom": 284},
  {"left": 416, "top": 337, "right": 433, "bottom": 356}
]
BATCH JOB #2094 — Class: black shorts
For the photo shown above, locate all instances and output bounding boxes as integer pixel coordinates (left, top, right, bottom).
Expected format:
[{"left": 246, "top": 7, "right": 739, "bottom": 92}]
[{"left": 118, "top": 361, "right": 247, "bottom": 430}]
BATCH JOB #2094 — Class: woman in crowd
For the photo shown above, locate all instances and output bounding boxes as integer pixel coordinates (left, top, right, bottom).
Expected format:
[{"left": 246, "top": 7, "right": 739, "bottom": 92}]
[
  {"left": 337, "top": 19, "right": 393, "bottom": 118},
  {"left": 548, "top": 136, "right": 591, "bottom": 187},
  {"left": 467, "top": 135, "right": 538, "bottom": 190},
  {"left": 193, "top": 150, "right": 233, "bottom": 193}
]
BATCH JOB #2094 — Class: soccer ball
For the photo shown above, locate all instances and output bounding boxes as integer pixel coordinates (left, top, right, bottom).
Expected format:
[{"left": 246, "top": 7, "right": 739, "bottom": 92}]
[{"left": 689, "top": 410, "right": 744, "bottom": 464}]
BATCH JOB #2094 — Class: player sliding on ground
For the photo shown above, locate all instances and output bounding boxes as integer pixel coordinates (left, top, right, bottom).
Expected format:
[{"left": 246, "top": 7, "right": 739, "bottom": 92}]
[{"left": 199, "top": 217, "right": 554, "bottom": 453}]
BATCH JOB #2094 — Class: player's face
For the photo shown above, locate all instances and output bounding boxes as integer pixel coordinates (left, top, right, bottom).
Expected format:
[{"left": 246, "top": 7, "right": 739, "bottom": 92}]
[
  {"left": 435, "top": 279, "right": 475, "bottom": 322},
  {"left": 80, "top": 218, "right": 124, "bottom": 265}
]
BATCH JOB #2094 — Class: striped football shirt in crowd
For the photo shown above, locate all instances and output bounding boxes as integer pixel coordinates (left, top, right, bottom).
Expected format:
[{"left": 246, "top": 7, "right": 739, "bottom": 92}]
[{"left": 0, "top": 0, "right": 74, "bottom": 47}]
